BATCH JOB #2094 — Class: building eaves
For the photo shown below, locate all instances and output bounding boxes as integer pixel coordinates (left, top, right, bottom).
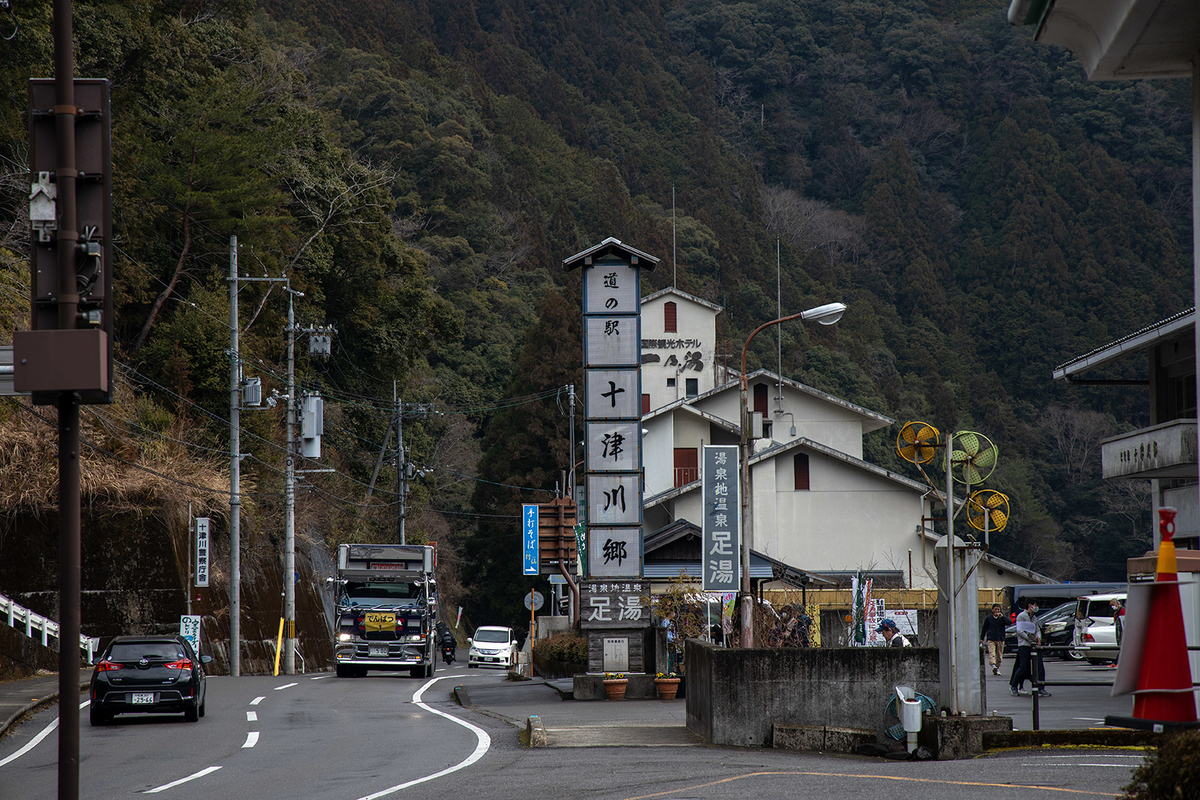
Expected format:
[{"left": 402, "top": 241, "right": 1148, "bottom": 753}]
[
  {"left": 1053, "top": 308, "right": 1194, "bottom": 380},
  {"left": 641, "top": 286, "right": 723, "bottom": 313},
  {"left": 742, "top": 369, "right": 894, "bottom": 432},
  {"left": 751, "top": 437, "right": 929, "bottom": 495},
  {"left": 562, "top": 237, "right": 660, "bottom": 271}
]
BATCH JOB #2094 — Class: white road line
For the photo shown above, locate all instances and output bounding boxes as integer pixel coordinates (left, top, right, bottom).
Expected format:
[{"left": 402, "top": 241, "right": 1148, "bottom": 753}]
[
  {"left": 355, "top": 676, "right": 492, "bottom": 800},
  {"left": 250, "top": 696, "right": 265, "bottom": 706},
  {"left": 310, "top": 675, "right": 329, "bottom": 680},
  {"left": 144, "top": 766, "right": 223, "bottom": 794},
  {"left": 0, "top": 699, "right": 88, "bottom": 768},
  {"left": 273, "top": 683, "right": 298, "bottom": 691},
  {"left": 246, "top": 711, "right": 257, "bottom": 722},
  {"left": 242, "top": 731, "right": 260, "bottom": 749},
  {"left": 1020, "top": 763, "right": 1138, "bottom": 768}
]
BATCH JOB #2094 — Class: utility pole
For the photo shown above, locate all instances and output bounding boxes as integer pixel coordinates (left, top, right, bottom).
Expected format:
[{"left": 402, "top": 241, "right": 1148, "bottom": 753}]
[
  {"left": 228, "top": 236, "right": 241, "bottom": 677},
  {"left": 395, "top": 383, "right": 405, "bottom": 545},
  {"left": 284, "top": 284, "right": 298, "bottom": 674}
]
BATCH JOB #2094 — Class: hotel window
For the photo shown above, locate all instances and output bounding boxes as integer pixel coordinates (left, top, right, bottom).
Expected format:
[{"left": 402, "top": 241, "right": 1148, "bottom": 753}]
[
  {"left": 754, "top": 384, "right": 769, "bottom": 415},
  {"left": 685, "top": 378, "right": 698, "bottom": 397},
  {"left": 641, "top": 393, "right": 651, "bottom": 415},
  {"left": 664, "top": 301, "right": 677, "bottom": 333}
]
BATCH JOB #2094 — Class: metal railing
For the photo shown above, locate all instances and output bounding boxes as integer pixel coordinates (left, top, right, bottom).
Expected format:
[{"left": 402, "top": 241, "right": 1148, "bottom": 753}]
[
  {"left": 0, "top": 591, "right": 100, "bottom": 664},
  {"left": 1025, "top": 645, "right": 1200, "bottom": 730}
]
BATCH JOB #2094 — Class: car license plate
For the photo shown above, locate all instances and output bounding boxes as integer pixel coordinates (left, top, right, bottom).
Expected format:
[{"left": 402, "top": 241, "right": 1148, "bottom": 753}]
[
  {"left": 369, "top": 644, "right": 388, "bottom": 657},
  {"left": 131, "top": 693, "right": 154, "bottom": 705}
]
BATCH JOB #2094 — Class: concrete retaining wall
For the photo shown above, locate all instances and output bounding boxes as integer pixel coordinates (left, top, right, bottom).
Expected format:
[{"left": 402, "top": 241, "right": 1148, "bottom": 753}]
[{"left": 685, "top": 639, "right": 940, "bottom": 747}]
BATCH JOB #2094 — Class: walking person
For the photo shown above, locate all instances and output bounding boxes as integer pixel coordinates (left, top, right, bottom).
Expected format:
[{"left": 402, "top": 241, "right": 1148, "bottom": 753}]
[
  {"left": 980, "top": 603, "right": 1007, "bottom": 676},
  {"left": 1009, "top": 598, "right": 1050, "bottom": 697},
  {"left": 875, "top": 619, "right": 909, "bottom": 647}
]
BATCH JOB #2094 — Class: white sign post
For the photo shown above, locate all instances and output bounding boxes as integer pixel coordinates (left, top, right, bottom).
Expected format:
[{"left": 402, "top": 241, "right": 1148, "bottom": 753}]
[
  {"left": 194, "top": 517, "right": 210, "bottom": 588},
  {"left": 180, "top": 614, "right": 201, "bottom": 654}
]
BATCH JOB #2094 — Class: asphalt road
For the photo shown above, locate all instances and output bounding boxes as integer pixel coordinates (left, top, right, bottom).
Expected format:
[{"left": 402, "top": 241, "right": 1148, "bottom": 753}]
[{"left": 0, "top": 658, "right": 1145, "bottom": 800}]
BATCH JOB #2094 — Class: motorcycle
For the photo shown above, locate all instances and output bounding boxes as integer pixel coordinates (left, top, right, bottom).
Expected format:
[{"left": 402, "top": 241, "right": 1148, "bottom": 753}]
[{"left": 441, "top": 639, "right": 456, "bottom": 665}]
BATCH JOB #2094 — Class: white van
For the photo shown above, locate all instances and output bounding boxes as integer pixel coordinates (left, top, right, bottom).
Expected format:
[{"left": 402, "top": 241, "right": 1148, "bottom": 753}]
[{"left": 1072, "top": 592, "right": 1126, "bottom": 665}]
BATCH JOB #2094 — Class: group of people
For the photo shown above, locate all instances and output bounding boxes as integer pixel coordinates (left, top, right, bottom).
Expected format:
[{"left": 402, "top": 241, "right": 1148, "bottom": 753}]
[
  {"left": 980, "top": 600, "right": 1052, "bottom": 697},
  {"left": 768, "top": 605, "right": 814, "bottom": 647}
]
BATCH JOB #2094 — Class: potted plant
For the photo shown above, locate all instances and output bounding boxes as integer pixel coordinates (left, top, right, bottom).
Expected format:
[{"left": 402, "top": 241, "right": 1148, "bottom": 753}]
[
  {"left": 654, "top": 671, "right": 681, "bottom": 700},
  {"left": 602, "top": 673, "right": 628, "bottom": 700}
]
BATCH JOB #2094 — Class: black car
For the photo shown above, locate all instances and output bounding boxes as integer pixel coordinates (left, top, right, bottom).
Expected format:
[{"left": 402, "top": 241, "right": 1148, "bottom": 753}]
[{"left": 89, "top": 635, "right": 212, "bottom": 725}]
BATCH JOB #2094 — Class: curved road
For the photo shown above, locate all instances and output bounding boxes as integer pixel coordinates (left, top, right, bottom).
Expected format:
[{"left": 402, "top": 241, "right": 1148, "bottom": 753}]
[{"left": 0, "top": 669, "right": 508, "bottom": 799}]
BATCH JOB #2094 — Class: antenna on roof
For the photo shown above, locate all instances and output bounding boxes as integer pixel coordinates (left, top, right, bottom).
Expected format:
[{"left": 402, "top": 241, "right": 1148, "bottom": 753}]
[
  {"left": 777, "top": 238, "right": 783, "bottom": 410},
  {"left": 672, "top": 185, "right": 677, "bottom": 288}
]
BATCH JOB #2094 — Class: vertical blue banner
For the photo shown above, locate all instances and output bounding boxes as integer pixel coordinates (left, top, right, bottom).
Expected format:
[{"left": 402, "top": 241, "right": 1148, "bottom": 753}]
[{"left": 523, "top": 504, "right": 539, "bottom": 575}]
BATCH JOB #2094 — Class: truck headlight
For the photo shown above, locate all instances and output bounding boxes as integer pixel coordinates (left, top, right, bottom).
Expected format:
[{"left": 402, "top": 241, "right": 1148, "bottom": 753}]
[
  {"left": 406, "top": 635, "right": 426, "bottom": 644},
  {"left": 338, "top": 632, "right": 352, "bottom": 642}
]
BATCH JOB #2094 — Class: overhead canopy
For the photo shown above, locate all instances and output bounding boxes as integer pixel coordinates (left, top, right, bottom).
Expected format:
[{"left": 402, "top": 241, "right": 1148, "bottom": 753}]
[{"left": 1008, "top": 0, "right": 1200, "bottom": 80}]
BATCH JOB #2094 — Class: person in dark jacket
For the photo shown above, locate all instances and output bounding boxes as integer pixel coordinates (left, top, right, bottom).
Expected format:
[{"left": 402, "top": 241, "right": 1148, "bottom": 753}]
[{"left": 980, "top": 603, "right": 1007, "bottom": 676}]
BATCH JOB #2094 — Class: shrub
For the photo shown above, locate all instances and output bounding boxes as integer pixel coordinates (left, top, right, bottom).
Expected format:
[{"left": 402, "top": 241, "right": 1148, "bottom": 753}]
[
  {"left": 1123, "top": 730, "right": 1200, "bottom": 799},
  {"left": 533, "top": 631, "right": 587, "bottom": 664}
]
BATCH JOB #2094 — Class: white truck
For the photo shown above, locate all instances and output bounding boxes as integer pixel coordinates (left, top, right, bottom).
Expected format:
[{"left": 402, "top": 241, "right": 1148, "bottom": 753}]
[{"left": 332, "top": 543, "right": 437, "bottom": 678}]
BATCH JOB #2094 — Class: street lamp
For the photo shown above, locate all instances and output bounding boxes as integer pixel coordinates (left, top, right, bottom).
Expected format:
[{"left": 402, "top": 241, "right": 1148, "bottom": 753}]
[{"left": 739, "top": 302, "right": 846, "bottom": 648}]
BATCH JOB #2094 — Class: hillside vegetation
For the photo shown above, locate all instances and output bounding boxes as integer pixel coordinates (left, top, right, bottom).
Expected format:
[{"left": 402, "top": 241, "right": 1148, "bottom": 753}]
[{"left": 0, "top": 0, "right": 1190, "bottom": 628}]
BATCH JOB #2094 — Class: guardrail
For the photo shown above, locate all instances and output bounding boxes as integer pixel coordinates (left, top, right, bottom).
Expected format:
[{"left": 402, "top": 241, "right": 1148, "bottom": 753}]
[{"left": 0, "top": 591, "right": 100, "bottom": 664}]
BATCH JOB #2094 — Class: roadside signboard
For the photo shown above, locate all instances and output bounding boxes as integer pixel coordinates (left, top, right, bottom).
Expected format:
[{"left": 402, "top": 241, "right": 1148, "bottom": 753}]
[
  {"left": 194, "top": 517, "right": 210, "bottom": 588},
  {"left": 180, "top": 615, "right": 201, "bottom": 654},
  {"left": 522, "top": 504, "right": 539, "bottom": 575},
  {"left": 580, "top": 580, "right": 649, "bottom": 628},
  {"left": 702, "top": 445, "right": 740, "bottom": 591}
]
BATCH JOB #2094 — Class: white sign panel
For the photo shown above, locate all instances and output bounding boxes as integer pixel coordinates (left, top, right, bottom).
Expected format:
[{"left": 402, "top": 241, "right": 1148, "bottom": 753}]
[
  {"left": 587, "top": 474, "right": 641, "bottom": 525},
  {"left": 867, "top": 606, "right": 920, "bottom": 646},
  {"left": 585, "top": 316, "right": 639, "bottom": 366},
  {"left": 702, "top": 445, "right": 740, "bottom": 592},
  {"left": 586, "top": 421, "right": 641, "bottom": 472},
  {"left": 180, "top": 615, "right": 201, "bottom": 654},
  {"left": 587, "top": 369, "right": 639, "bottom": 419},
  {"left": 194, "top": 517, "right": 210, "bottom": 588},
  {"left": 584, "top": 262, "right": 639, "bottom": 316},
  {"left": 588, "top": 527, "right": 642, "bottom": 577}
]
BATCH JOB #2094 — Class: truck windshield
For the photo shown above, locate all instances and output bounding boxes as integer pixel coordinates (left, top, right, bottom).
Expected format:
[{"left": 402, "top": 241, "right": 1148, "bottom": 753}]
[{"left": 342, "top": 581, "right": 422, "bottom": 607}]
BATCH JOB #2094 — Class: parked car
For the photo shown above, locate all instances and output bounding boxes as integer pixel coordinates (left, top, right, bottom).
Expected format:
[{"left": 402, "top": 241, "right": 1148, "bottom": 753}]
[
  {"left": 1072, "top": 592, "right": 1126, "bottom": 665},
  {"left": 468, "top": 626, "right": 518, "bottom": 669},
  {"left": 89, "top": 635, "right": 211, "bottom": 725},
  {"left": 1003, "top": 601, "right": 1080, "bottom": 658}
]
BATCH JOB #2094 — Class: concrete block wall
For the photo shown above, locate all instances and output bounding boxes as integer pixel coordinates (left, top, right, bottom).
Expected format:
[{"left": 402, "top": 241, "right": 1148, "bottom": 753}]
[{"left": 685, "top": 639, "right": 940, "bottom": 747}]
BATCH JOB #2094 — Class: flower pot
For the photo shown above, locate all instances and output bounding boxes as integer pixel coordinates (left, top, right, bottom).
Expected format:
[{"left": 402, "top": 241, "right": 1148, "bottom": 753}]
[
  {"left": 654, "top": 677, "right": 680, "bottom": 700},
  {"left": 602, "top": 678, "right": 628, "bottom": 700}
]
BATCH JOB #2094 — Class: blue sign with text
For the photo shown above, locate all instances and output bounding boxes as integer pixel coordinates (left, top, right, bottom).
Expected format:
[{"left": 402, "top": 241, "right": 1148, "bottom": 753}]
[{"left": 522, "top": 504, "right": 539, "bottom": 575}]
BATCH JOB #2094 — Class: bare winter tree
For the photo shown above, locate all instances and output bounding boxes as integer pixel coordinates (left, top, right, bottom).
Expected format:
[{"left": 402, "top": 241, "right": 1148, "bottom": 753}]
[{"left": 1038, "top": 405, "right": 1115, "bottom": 484}]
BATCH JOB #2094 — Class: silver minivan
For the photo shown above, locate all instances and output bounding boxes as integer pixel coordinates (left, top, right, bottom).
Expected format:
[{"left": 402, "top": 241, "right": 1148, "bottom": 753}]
[{"left": 1072, "top": 592, "right": 1126, "bottom": 665}]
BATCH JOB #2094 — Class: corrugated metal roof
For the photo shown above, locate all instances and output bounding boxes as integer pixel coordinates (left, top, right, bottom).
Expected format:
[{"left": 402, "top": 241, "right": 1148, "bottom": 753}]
[{"left": 1053, "top": 308, "right": 1194, "bottom": 379}]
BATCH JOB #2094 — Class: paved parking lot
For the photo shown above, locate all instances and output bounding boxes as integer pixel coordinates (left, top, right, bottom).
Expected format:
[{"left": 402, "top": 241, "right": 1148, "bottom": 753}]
[{"left": 985, "top": 655, "right": 1127, "bottom": 730}]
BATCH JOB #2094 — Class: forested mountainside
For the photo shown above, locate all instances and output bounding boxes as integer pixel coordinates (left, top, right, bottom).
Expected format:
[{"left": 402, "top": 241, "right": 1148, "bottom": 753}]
[{"left": 0, "top": 0, "right": 1191, "bottom": 627}]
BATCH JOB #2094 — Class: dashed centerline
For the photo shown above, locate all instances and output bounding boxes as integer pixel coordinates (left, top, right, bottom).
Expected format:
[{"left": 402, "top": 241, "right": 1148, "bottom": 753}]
[{"left": 242, "top": 731, "right": 260, "bottom": 749}]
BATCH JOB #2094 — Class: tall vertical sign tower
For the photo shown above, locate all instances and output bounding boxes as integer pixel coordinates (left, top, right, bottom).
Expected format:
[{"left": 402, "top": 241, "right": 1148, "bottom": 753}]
[{"left": 564, "top": 238, "right": 658, "bottom": 674}]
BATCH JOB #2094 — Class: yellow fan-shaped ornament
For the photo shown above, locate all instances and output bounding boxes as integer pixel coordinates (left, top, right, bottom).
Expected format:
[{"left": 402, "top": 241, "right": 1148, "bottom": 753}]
[
  {"left": 897, "top": 421, "right": 940, "bottom": 465},
  {"left": 950, "top": 431, "right": 998, "bottom": 485},
  {"left": 967, "top": 489, "right": 1010, "bottom": 533}
]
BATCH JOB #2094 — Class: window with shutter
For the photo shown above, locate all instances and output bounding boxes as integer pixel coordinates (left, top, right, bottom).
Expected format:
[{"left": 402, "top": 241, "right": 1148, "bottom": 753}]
[
  {"left": 794, "top": 453, "right": 810, "bottom": 491},
  {"left": 664, "top": 302, "right": 677, "bottom": 333}
]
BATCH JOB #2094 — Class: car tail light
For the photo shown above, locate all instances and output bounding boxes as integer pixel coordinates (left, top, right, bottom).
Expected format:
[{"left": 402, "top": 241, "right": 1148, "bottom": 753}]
[
  {"left": 164, "top": 659, "right": 193, "bottom": 670},
  {"left": 1083, "top": 633, "right": 1095, "bottom": 643},
  {"left": 94, "top": 660, "right": 123, "bottom": 672}
]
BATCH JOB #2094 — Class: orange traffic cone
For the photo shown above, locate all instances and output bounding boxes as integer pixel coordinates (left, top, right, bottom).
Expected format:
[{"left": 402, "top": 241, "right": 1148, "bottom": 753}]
[{"left": 1130, "top": 507, "right": 1197, "bottom": 723}]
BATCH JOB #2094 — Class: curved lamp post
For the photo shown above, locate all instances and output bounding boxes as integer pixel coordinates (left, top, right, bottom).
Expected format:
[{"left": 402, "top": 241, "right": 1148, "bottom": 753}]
[{"left": 739, "top": 302, "right": 846, "bottom": 648}]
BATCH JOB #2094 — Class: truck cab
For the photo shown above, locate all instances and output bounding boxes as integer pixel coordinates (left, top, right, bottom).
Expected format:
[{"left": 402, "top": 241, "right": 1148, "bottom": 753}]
[{"left": 333, "top": 544, "right": 437, "bottom": 678}]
